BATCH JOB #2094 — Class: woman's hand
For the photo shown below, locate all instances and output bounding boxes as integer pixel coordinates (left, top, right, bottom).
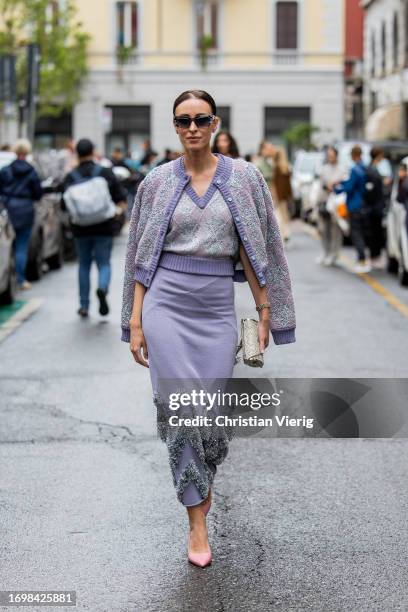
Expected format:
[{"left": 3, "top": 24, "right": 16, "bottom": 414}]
[
  {"left": 130, "top": 322, "right": 149, "bottom": 367},
  {"left": 258, "top": 318, "right": 270, "bottom": 354}
]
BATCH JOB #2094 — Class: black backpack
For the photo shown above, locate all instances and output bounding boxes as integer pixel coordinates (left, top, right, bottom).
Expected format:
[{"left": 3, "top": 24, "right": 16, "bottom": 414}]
[{"left": 364, "top": 165, "right": 384, "bottom": 210}]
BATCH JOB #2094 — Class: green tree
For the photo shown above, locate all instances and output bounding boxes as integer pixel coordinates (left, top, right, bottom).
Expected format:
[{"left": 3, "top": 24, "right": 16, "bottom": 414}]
[
  {"left": 0, "top": 0, "right": 90, "bottom": 118},
  {"left": 282, "top": 122, "right": 320, "bottom": 151}
]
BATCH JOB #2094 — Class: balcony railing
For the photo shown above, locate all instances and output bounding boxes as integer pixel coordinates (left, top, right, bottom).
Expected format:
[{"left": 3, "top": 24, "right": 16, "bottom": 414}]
[{"left": 89, "top": 50, "right": 342, "bottom": 70}]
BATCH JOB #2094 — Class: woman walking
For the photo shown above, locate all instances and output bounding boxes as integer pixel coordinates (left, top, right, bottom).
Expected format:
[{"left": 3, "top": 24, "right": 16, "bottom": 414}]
[
  {"left": 212, "top": 129, "right": 240, "bottom": 158},
  {"left": 273, "top": 147, "right": 293, "bottom": 243},
  {"left": 253, "top": 140, "right": 276, "bottom": 195},
  {"left": 120, "top": 90, "right": 296, "bottom": 568},
  {"left": 316, "top": 146, "right": 345, "bottom": 266},
  {"left": 0, "top": 139, "right": 43, "bottom": 290}
]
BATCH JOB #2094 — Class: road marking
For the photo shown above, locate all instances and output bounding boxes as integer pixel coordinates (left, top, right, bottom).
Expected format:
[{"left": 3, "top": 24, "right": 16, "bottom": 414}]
[
  {"left": 295, "top": 221, "right": 408, "bottom": 319},
  {"left": 0, "top": 298, "right": 43, "bottom": 344}
]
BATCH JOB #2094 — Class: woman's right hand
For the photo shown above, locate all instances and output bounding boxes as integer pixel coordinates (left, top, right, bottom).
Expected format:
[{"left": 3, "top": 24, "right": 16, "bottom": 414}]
[{"left": 130, "top": 323, "right": 149, "bottom": 367}]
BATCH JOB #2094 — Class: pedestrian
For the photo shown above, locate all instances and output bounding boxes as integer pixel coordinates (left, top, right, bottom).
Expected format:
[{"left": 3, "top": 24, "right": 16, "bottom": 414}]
[
  {"left": 397, "top": 162, "right": 408, "bottom": 237},
  {"left": 253, "top": 141, "right": 276, "bottom": 201},
  {"left": 273, "top": 147, "right": 293, "bottom": 243},
  {"left": 363, "top": 147, "right": 387, "bottom": 269},
  {"left": 110, "top": 146, "right": 131, "bottom": 171},
  {"left": 316, "top": 146, "right": 345, "bottom": 265},
  {"left": 333, "top": 145, "right": 370, "bottom": 273},
  {"left": 212, "top": 130, "right": 240, "bottom": 158},
  {"left": 61, "top": 138, "right": 127, "bottom": 317},
  {"left": 139, "top": 150, "right": 158, "bottom": 174},
  {"left": 156, "top": 148, "right": 173, "bottom": 166},
  {"left": 58, "top": 138, "right": 77, "bottom": 174},
  {"left": 120, "top": 89, "right": 296, "bottom": 568},
  {"left": 0, "top": 139, "right": 43, "bottom": 290}
]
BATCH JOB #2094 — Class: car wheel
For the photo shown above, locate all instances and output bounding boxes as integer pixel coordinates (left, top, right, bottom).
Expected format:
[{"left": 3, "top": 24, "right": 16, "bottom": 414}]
[
  {"left": 292, "top": 198, "right": 301, "bottom": 219},
  {"left": 0, "top": 253, "right": 17, "bottom": 305},
  {"left": 47, "top": 235, "right": 64, "bottom": 270},
  {"left": 398, "top": 262, "right": 408, "bottom": 287},
  {"left": 26, "top": 233, "right": 44, "bottom": 281},
  {"left": 386, "top": 255, "right": 399, "bottom": 274}
]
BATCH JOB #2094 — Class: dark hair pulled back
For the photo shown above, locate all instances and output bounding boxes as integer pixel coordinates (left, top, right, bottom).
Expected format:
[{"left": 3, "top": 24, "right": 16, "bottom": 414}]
[{"left": 173, "top": 90, "right": 217, "bottom": 116}]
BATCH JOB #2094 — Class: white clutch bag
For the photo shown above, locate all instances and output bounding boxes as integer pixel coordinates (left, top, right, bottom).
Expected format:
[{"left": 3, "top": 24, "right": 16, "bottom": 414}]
[{"left": 235, "top": 318, "right": 264, "bottom": 368}]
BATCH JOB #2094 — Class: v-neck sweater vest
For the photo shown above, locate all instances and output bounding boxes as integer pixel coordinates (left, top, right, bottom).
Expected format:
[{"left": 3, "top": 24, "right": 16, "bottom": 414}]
[{"left": 139, "top": 154, "right": 239, "bottom": 277}]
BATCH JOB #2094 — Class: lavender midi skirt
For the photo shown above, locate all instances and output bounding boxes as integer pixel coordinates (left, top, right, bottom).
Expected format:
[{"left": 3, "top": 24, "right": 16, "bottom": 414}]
[{"left": 142, "top": 262, "right": 238, "bottom": 506}]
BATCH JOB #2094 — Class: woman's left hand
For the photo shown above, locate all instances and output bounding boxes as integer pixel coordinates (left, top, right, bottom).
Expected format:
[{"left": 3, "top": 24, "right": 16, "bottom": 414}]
[{"left": 258, "top": 319, "right": 270, "bottom": 354}]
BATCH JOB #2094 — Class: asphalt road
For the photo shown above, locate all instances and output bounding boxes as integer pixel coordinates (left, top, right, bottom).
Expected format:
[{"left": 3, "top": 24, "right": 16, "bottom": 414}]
[{"left": 1, "top": 221, "right": 407, "bottom": 611}]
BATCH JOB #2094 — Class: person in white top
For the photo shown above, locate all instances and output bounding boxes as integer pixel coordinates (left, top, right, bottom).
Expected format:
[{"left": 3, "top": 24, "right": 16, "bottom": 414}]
[{"left": 316, "top": 146, "right": 346, "bottom": 266}]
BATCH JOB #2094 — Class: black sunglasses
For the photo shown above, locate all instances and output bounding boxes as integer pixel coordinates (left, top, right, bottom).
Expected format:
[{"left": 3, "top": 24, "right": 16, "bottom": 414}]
[{"left": 173, "top": 114, "right": 215, "bottom": 129}]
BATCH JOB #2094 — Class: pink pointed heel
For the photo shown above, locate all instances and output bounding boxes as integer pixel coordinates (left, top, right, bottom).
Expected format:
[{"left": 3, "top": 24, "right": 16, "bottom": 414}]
[
  {"left": 188, "top": 549, "right": 212, "bottom": 568},
  {"left": 187, "top": 534, "right": 212, "bottom": 568}
]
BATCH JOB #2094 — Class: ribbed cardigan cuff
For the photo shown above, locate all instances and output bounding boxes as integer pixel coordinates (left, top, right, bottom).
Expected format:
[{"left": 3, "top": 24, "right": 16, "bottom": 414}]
[
  {"left": 121, "top": 328, "right": 131, "bottom": 343},
  {"left": 271, "top": 327, "right": 296, "bottom": 345},
  {"left": 134, "top": 266, "right": 150, "bottom": 286}
]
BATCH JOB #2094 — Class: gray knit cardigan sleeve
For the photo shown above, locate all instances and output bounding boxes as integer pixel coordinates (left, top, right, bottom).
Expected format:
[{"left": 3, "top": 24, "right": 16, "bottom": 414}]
[
  {"left": 120, "top": 178, "right": 146, "bottom": 342},
  {"left": 248, "top": 162, "right": 297, "bottom": 342}
]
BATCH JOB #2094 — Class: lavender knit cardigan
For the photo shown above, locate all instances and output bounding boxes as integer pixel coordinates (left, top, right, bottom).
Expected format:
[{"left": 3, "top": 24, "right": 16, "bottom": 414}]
[{"left": 120, "top": 153, "right": 296, "bottom": 344}]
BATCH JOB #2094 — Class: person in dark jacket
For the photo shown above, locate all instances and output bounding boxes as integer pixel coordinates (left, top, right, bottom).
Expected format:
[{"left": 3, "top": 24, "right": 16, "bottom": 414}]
[
  {"left": 333, "top": 145, "right": 370, "bottom": 273},
  {"left": 363, "top": 147, "right": 386, "bottom": 268},
  {"left": 0, "top": 139, "right": 43, "bottom": 290},
  {"left": 397, "top": 163, "right": 408, "bottom": 238},
  {"left": 61, "top": 138, "right": 127, "bottom": 318}
]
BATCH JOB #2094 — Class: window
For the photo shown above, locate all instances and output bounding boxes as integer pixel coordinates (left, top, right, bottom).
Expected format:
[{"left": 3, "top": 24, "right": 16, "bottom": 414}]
[
  {"left": 116, "top": 1, "right": 138, "bottom": 48},
  {"left": 35, "top": 110, "right": 72, "bottom": 150},
  {"left": 393, "top": 13, "right": 399, "bottom": 69},
  {"left": 45, "top": 1, "right": 59, "bottom": 33},
  {"left": 217, "top": 106, "right": 230, "bottom": 131},
  {"left": 405, "top": 2, "right": 408, "bottom": 66},
  {"left": 264, "top": 106, "right": 310, "bottom": 142},
  {"left": 381, "top": 21, "right": 386, "bottom": 74},
  {"left": 371, "top": 31, "right": 376, "bottom": 77},
  {"left": 195, "top": 0, "right": 218, "bottom": 49},
  {"left": 276, "top": 1, "right": 298, "bottom": 50},
  {"left": 371, "top": 91, "right": 377, "bottom": 114},
  {"left": 105, "top": 105, "right": 150, "bottom": 156}
]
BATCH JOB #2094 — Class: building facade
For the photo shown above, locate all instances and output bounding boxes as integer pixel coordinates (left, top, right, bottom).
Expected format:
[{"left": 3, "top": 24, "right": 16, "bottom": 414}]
[
  {"left": 362, "top": 0, "right": 408, "bottom": 140},
  {"left": 344, "top": 0, "right": 364, "bottom": 139},
  {"left": 54, "top": 0, "right": 346, "bottom": 156}
]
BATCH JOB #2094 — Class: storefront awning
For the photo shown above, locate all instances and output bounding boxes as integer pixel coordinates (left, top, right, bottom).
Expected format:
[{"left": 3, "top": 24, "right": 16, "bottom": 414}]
[{"left": 365, "top": 104, "right": 402, "bottom": 141}]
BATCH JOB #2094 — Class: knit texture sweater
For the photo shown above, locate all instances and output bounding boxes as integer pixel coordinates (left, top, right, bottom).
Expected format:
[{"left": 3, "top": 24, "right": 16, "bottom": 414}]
[{"left": 162, "top": 188, "right": 239, "bottom": 259}]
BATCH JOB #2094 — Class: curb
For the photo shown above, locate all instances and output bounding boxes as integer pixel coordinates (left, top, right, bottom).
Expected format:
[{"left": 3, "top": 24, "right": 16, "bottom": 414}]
[{"left": 0, "top": 298, "right": 43, "bottom": 345}]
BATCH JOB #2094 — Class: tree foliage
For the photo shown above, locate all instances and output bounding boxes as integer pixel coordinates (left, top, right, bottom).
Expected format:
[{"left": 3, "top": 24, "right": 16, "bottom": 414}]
[
  {"left": 0, "top": 0, "right": 90, "bottom": 117},
  {"left": 282, "top": 122, "right": 320, "bottom": 151}
]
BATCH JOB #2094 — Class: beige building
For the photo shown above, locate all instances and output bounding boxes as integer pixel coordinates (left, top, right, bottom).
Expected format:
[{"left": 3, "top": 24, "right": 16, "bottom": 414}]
[{"left": 43, "top": 0, "right": 346, "bottom": 156}]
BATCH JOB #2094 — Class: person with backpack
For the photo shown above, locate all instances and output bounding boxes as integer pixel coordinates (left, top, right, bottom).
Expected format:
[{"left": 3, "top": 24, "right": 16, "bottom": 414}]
[
  {"left": 333, "top": 145, "right": 370, "bottom": 273},
  {"left": 0, "top": 139, "right": 43, "bottom": 290},
  {"left": 363, "top": 147, "right": 386, "bottom": 269},
  {"left": 61, "top": 138, "right": 127, "bottom": 318}
]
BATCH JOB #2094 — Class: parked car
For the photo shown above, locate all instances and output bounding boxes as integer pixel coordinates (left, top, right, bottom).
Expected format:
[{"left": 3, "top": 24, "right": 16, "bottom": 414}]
[
  {"left": 386, "top": 156, "right": 408, "bottom": 286},
  {"left": 0, "top": 204, "right": 16, "bottom": 305},
  {"left": 291, "top": 150, "right": 325, "bottom": 219},
  {"left": 23, "top": 151, "right": 77, "bottom": 281},
  {"left": 25, "top": 189, "right": 66, "bottom": 281}
]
